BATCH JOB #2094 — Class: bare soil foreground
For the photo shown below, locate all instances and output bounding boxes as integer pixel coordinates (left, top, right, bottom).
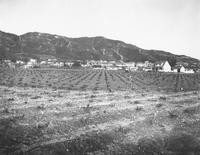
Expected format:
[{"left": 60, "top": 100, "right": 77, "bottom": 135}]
[{"left": 1, "top": 68, "right": 200, "bottom": 155}]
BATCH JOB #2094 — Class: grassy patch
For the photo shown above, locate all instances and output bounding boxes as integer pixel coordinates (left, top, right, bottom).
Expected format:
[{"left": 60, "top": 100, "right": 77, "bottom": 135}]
[
  {"left": 183, "top": 105, "right": 200, "bottom": 115},
  {"left": 171, "top": 98, "right": 196, "bottom": 104},
  {"left": 31, "top": 96, "right": 42, "bottom": 99}
]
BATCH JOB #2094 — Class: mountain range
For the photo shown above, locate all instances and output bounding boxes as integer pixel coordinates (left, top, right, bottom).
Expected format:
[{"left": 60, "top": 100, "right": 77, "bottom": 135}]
[{"left": 0, "top": 30, "right": 199, "bottom": 67}]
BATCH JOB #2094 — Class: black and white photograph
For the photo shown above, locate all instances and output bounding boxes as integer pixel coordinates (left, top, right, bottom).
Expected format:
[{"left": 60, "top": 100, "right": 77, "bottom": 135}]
[{"left": 0, "top": 0, "right": 200, "bottom": 154}]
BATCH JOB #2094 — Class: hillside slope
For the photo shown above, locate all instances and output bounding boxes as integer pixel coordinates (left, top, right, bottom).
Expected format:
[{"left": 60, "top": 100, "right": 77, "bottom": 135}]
[{"left": 0, "top": 30, "right": 199, "bottom": 65}]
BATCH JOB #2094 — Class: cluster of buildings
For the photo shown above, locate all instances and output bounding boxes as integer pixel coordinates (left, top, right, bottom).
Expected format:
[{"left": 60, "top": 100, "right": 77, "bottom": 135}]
[
  {"left": 153, "top": 61, "right": 195, "bottom": 73},
  {"left": 0, "top": 58, "right": 198, "bottom": 74},
  {"left": 1, "top": 59, "right": 74, "bottom": 69},
  {"left": 86, "top": 60, "right": 196, "bottom": 73}
]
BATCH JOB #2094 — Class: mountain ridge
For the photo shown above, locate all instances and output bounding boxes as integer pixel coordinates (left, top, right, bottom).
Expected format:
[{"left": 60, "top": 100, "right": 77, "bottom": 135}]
[{"left": 0, "top": 30, "right": 199, "bottom": 67}]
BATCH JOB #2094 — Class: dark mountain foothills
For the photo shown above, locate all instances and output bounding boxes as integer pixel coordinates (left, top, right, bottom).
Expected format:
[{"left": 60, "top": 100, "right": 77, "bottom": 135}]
[{"left": 0, "top": 30, "right": 199, "bottom": 66}]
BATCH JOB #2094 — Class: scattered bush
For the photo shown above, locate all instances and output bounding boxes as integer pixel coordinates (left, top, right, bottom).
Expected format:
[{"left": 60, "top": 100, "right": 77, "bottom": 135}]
[
  {"left": 168, "top": 110, "right": 178, "bottom": 118},
  {"left": 171, "top": 99, "right": 195, "bottom": 104},
  {"left": 89, "top": 99, "right": 93, "bottom": 103},
  {"left": 65, "top": 102, "right": 73, "bottom": 107},
  {"left": 82, "top": 104, "right": 92, "bottom": 114},
  {"left": 7, "top": 98, "right": 14, "bottom": 101},
  {"left": 159, "top": 96, "right": 167, "bottom": 101},
  {"left": 31, "top": 96, "right": 41, "bottom": 99},
  {"left": 124, "top": 95, "right": 131, "bottom": 99},
  {"left": 37, "top": 104, "right": 45, "bottom": 110},
  {"left": 109, "top": 103, "right": 115, "bottom": 107},
  {"left": 36, "top": 121, "right": 50, "bottom": 130},
  {"left": 193, "top": 91, "right": 198, "bottom": 95},
  {"left": 166, "top": 133, "right": 200, "bottom": 154},
  {"left": 183, "top": 106, "right": 198, "bottom": 114},
  {"left": 141, "top": 93, "right": 146, "bottom": 96},
  {"left": 79, "top": 116, "right": 90, "bottom": 126},
  {"left": 135, "top": 106, "right": 143, "bottom": 111},
  {"left": 134, "top": 100, "right": 140, "bottom": 104},
  {"left": 137, "top": 137, "right": 165, "bottom": 154},
  {"left": 116, "top": 126, "right": 130, "bottom": 134},
  {"left": 90, "top": 95, "right": 96, "bottom": 98},
  {"left": 156, "top": 103, "right": 163, "bottom": 108},
  {"left": 3, "top": 107, "right": 9, "bottom": 113}
]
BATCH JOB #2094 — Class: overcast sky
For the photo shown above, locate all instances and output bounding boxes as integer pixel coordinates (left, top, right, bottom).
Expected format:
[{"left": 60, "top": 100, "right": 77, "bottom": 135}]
[{"left": 0, "top": 0, "right": 199, "bottom": 59}]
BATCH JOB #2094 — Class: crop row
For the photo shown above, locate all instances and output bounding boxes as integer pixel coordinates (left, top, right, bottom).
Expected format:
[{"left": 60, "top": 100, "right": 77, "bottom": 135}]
[{"left": 0, "top": 67, "right": 200, "bottom": 92}]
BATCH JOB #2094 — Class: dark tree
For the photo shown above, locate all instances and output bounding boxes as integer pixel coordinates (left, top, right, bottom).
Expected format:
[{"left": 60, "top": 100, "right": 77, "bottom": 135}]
[
  {"left": 21, "top": 57, "right": 29, "bottom": 63},
  {"left": 72, "top": 61, "right": 81, "bottom": 67},
  {"left": 168, "top": 57, "right": 177, "bottom": 67}
]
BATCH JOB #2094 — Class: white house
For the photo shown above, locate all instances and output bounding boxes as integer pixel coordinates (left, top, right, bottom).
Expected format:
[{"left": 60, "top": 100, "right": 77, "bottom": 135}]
[
  {"left": 171, "top": 65, "right": 193, "bottom": 73},
  {"left": 48, "top": 58, "right": 57, "bottom": 62},
  {"left": 185, "top": 68, "right": 194, "bottom": 74},
  {"left": 162, "top": 61, "right": 172, "bottom": 72},
  {"left": 23, "top": 59, "right": 38, "bottom": 69},
  {"left": 40, "top": 61, "right": 47, "bottom": 65},
  {"left": 106, "top": 66, "right": 119, "bottom": 70},
  {"left": 52, "top": 62, "right": 64, "bottom": 67},
  {"left": 16, "top": 60, "right": 24, "bottom": 65},
  {"left": 115, "top": 61, "right": 126, "bottom": 68},
  {"left": 180, "top": 66, "right": 186, "bottom": 73},
  {"left": 155, "top": 61, "right": 172, "bottom": 72},
  {"left": 136, "top": 62, "right": 145, "bottom": 67},
  {"left": 8, "top": 62, "right": 15, "bottom": 68},
  {"left": 3, "top": 60, "right": 15, "bottom": 68},
  {"left": 124, "top": 62, "right": 135, "bottom": 67},
  {"left": 29, "top": 59, "right": 37, "bottom": 64},
  {"left": 65, "top": 62, "right": 73, "bottom": 67},
  {"left": 179, "top": 66, "right": 194, "bottom": 73},
  {"left": 124, "top": 62, "right": 136, "bottom": 71}
]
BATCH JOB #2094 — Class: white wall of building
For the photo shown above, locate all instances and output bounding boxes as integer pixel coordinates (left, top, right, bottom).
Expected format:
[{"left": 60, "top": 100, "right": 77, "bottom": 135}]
[{"left": 162, "top": 61, "right": 171, "bottom": 72}]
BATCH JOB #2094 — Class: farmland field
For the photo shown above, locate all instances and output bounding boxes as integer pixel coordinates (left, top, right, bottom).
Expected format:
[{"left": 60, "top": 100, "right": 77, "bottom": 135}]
[{"left": 1, "top": 67, "right": 200, "bottom": 154}]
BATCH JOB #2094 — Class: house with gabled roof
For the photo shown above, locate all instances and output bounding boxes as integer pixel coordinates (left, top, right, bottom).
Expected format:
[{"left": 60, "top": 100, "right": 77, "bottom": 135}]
[
  {"left": 171, "top": 65, "right": 184, "bottom": 73},
  {"left": 172, "top": 65, "right": 194, "bottom": 73},
  {"left": 154, "top": 61, "right": 172, "bottom": 72}
]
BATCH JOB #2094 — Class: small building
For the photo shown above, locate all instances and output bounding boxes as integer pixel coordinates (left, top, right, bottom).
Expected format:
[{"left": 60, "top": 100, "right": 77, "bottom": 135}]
[
  {"left": 172, "top": 65, "right": 186, "bottom": 73},
  {"left": 107, "top": 66, "right": 119, "bottom": 70},
  {"left": 40, "top": 61, "right": 47, "bottom": 65},
  {"left": 23, "top": 59, "right": 38, "bottom": 69},
  {"left": 3, "top": 60, "right": 15, "bottom": 68},
  {"left": 180, "top": 66, "right": 186, "bottom": 72},
  {"left": 185, "top": 68, "right": 194, "bottom": 74},
  {"left": 124, "top": 62, "right": 136, "bottom": 67},
  {"left": 48, "top": 58, "right": 57, "bottom": 62},
  {"left": 154, "top": 61, "right": 172, "bottom": 72},
  {"left": 29, "top": 59, "right": 37, "bottom": 64},
  {"left": 52, "top": 62, "right": 64, "bottom": 67},
  {"left": 65, "top": 62, "right": 73, "bottom": 68},
  {"left": 92, "top": 65, "right": 103, "bottom": 69},
  {"left": 8, "top": 62, "right": 16, "bottom": 68},
  {"left": 4, "top": 60, "right": 11, "bottom": 63},
  {"left": 115, "top": 61, "right": 127, "bottom": 68},
  {"left": 135, "top": 62, "right": 145, "bottom": 67},
  {"left": 16, "top": 60, "right": 24, "bottom": 65},
  {"left": 143, "top": 67, "right": 152, "bottom": 72},
  {"left": 124, "top": 62, "right": 136, "bottom": 71}
]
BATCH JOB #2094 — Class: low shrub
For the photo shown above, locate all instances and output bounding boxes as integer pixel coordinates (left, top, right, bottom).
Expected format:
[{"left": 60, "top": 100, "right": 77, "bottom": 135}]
[
  {"left": 156, "top": 103, "right": 163, "bottom": 108},
  {"left": 134, "top": 100, "right": 140, "bottom": 104},
  {"left": 168, "top": 110, "right": 178, "bottom": 118},
  {"left": 135, "top": 106, "right": 143, "bottom": 111},
  {"left": 159, "top": 96, "right": 167, "bottom": 101}
]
